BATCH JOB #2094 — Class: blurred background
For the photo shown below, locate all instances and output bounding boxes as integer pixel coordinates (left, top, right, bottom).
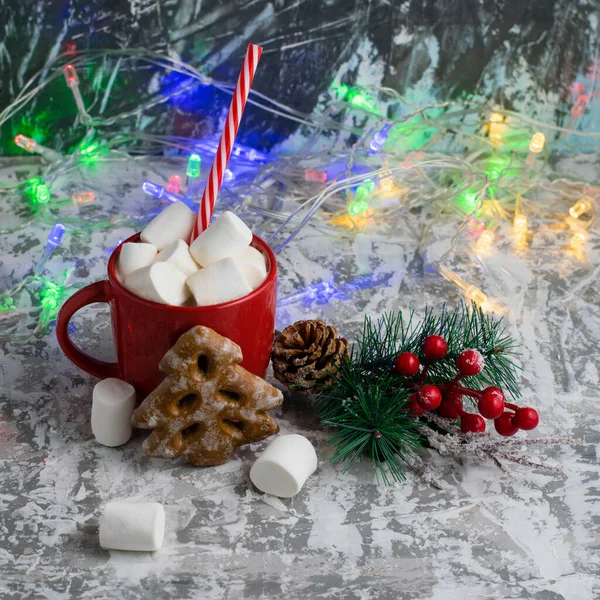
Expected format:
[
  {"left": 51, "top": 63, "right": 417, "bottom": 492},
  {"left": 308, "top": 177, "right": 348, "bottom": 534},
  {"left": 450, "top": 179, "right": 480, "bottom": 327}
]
[{"left": 2, "top": 0, "right": 598, "bottom": 155}]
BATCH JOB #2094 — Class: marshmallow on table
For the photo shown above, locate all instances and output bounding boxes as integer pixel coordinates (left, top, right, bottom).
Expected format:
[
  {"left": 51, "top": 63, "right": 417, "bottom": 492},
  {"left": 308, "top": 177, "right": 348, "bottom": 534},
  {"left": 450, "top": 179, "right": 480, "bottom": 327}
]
[
  {"left": 140, "top": 201, "right": 196, "bottom": 250},
  {"left": 99, "top": 502, "right": 165, "bottom": 552},
  {"left": 250, "top": 434, "right": 317, "bottom": 498},
  {"left": 117, "top": 242, "right": 157, "bottom": 280},
  {"left": 233, "top": 245, "right": 267, "bottom": 289},
  {"left": 125, "top": 262, "right": 191, "bottom": 306},
  {"left": 154, "top": 239, "right": 199, "bottom": 277},
  {"left": 190, "top": 211, "right": 252, "bottom": 267},
  {"left": 186, "top": 257, "right": 252, "bottom": 306},
  {"left": 91, "top": 378, "right": 136, "bottom": 447}
]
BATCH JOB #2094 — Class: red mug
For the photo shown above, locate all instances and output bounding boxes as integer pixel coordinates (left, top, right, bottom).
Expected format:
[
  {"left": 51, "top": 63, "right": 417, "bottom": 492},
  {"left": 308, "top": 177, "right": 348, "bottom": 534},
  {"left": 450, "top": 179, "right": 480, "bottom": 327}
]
[{"left": 56, "top": 233, "right": 277, "bottom": 399}]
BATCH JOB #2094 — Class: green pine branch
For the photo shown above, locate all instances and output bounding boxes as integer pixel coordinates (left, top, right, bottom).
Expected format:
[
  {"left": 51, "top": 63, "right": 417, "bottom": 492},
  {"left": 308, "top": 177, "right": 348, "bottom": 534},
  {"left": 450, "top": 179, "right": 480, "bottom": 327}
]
[
  {"left": 316, "top": 302, "right": 522, "bottom": 483},
  {"left": 315, "top": 366, "right": 423, "bottom": 485}
]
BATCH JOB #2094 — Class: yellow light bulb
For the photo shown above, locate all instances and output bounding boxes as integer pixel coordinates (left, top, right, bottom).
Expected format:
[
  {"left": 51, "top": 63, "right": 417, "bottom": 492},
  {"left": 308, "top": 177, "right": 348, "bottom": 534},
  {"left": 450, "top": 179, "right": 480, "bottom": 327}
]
[
  {"left": 570, "top": 231, "right": 587, "bottom": 248},
  {"left": 529, "top": 132, "right": 546, "bottom": 153},
  {"left": 488, "top": 112, "right": 505, "bottom": 142},
  {"left": 438, "top": 264, "right": 487, "bottom": 306},
  {"left": 464, "top": 285, "right": 488, "bottom": 306},
  {"left": 437, "top": 264, "right": 467, "bottom": 289},
  {"left": 513, "top": 214, "right": 528, "bottom": 235},
  {"left": 569, "top": 198, "right": 593, "bottom": 219},
  {"left": 475, "top": 229, "right": 495, "bottom": 253},
  {"left": 380, "top": 177, "right": 395, "bottom": 193}
]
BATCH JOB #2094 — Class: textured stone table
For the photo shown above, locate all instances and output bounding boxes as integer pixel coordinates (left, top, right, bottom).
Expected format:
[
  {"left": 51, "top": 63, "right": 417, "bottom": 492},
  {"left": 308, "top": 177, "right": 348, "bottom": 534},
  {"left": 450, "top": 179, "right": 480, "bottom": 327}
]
[{"left": 0, "top": 156, "right": 599, "bottom": 599}]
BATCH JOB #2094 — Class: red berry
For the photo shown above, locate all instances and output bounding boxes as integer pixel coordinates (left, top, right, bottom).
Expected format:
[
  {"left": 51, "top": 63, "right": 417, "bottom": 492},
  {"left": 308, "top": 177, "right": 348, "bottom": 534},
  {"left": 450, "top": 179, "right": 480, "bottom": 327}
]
[
  {"left": 478, "top": 387, "right": 505, "bottom": 419},
  {"left": 447, "top": 390, "right": 463, "bottom": 402},
  {"left": 417, "top": 385, "right": 442, "bottom": 411},
  {"left": 406, "top": 402, "right": 425, "bottom": 416},
  {"left": 513, "top": 407, "right": 539, "bottom": 430},
  {"left": 460, "top": 412, "right": 486, "bottom": 433},
  {"left": 405, "top": 394, "right": 425, "bottom": 416},
  {"left": 457, "top": 349, "right": 485, "bottom": 376},
  {"left": 423, "top": 335, "right": 448, "bottom": 361},
  {"left": 393, "top": 352, "right": 420, "bottom": 377},
  {"left": 437, "top": 396, "right": 463, "bottom": 419},
  {"left": 494, "top": 412, "right": 519, "bottom": 436}
]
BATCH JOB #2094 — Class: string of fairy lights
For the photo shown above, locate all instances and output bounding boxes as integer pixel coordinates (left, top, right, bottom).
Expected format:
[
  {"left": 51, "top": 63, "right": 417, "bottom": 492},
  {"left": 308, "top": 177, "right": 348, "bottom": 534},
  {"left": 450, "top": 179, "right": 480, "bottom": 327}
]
[{"left": 0, "top": 49, "right": 598, "bottom": 340}]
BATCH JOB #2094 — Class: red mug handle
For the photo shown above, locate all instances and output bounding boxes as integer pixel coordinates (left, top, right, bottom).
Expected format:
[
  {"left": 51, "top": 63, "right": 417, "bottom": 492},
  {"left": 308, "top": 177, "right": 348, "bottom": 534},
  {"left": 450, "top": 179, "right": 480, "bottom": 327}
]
[{"left": 56, "top": 280, "right": 120, "bottom": 380}]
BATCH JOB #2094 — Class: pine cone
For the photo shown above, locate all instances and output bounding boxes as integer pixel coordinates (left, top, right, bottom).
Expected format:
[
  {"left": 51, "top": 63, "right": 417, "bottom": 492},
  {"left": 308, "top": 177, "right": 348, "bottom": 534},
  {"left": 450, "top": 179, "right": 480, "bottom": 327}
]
[{"left": 272, "top": 320, "right": 350, "bottom": 395}]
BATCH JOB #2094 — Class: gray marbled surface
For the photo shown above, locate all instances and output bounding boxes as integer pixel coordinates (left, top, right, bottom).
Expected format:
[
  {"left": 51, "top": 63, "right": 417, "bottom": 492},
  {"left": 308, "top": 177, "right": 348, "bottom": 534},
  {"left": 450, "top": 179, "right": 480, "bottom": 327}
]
[{"left": 0, "top": 156, "right": 599, "bottom": 599}]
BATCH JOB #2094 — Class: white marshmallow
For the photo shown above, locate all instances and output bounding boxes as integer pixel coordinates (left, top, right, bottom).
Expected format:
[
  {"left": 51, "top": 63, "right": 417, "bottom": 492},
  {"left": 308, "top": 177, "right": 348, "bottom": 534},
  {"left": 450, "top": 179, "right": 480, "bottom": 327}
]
[
  {"left": 140, "top": 201, "right": 196, "bottom": 250},
  {"left": 250, "top": 434, "right": 317, "bottom": 498},
  {"left": 91, "top": 378, "right": 136, "bottom": 447},
  {"left": 233, "top": 245, "right": 267, "bottom": 289},
  {"left": 186, "top": 257, "right": 252, "bottom": 306},
  {"left": 125, "top": 262, "right": 191, "bottom": 306},
  {"left": 154, "top": 239, "right": 199, "bottom": 277},
  {"left": 117, "top": 243, "right": 157, "bottom": 280},
  {"left": 99, "top": 502, "right": 165, "bottom": 552},
  {"left": 189, "top": 211, "right": 252, "bottom": 267}
]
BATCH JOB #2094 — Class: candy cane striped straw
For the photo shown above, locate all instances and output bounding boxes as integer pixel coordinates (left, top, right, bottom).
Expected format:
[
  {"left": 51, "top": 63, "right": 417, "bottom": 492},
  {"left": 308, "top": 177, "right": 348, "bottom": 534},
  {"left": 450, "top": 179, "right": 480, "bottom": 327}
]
[{"left": 190, "top": 43, "right": 263, "bottom": 241}]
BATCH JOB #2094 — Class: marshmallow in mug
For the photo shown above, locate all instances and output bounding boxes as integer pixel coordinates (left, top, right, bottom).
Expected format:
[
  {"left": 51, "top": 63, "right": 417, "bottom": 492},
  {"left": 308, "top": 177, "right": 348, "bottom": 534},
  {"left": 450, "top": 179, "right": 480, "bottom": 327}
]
[
  {"left": 233, "top": 245, "right": 267, "bottom": 289},
  {"left": 125, "top": 262, "right": 191, "bottom": 306},
  {"left": 140, "top": 201, "right": 196, "bottom": 250},
  {"left": 250, "top": 434, "right": 318, "bottom": 498},
  {"left": 186, "top": 257, "right": 252, "bottom": 306},
  {"left": 154, "top": 239, "right": 199, "bottom": 277},
  {"left": 99, "top": 502, "right": 165, "bottom": 552},
  {"left": 190, "top": 211, "right": 252, "bottom": 267},
  {"left": 117, "top": 242, "right": 157, "bottom": 280}
]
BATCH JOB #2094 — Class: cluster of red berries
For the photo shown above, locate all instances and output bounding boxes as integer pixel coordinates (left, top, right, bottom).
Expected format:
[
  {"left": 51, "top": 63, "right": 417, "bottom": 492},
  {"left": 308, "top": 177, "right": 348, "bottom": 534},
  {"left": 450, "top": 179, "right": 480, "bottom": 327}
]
[{"left": 393, "top": 335, "right": 539, "bottom": 436}]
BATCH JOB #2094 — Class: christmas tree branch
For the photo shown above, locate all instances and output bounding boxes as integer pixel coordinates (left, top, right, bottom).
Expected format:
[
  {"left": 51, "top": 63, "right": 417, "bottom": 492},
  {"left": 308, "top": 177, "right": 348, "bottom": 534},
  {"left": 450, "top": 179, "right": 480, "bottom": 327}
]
[
  {"left": 316, "top": 364, "right": 423, "bottom": 485},
  {"left": 352, "top": 303, "right": 522, "bottom": 399},
  {"left": 314, "top": 303, "right": 565, "bottom": 484}
]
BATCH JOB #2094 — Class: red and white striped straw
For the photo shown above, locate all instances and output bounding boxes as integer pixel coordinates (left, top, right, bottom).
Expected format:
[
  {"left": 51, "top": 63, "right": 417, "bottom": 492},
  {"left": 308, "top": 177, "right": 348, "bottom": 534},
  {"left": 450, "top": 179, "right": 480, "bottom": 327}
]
[{"left": 190, "top": 43, "right": 263, "bottom": 241}]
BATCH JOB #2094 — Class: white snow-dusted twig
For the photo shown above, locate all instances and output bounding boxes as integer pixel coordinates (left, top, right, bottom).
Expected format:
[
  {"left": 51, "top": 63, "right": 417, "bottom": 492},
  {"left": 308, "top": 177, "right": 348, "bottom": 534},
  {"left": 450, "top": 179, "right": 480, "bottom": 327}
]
[
  {"left": 420, "top": 412, "right": 585, "bottom": 474},
  {"left": 403, "top": 453, "right": 445, "bottom": 489}
]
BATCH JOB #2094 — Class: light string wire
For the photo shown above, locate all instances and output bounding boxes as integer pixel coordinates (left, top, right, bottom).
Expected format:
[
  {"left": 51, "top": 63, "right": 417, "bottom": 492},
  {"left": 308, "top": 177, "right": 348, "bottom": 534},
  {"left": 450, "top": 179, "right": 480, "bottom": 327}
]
[{"left": 0, "top": 48, "right": 598, "bottom": 337}]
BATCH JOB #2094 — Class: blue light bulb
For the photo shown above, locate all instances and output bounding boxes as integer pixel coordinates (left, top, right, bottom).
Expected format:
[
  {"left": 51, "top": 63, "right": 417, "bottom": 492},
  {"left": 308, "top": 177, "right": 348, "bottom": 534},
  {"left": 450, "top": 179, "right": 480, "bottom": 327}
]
[
  {"left": 141, "top": 180, "right": 183, "bottom": 203},
  {"left": 278, "top": 281, "right": 338, "bottom": 307},
  {"left": 47, "top": 223, "right": 66, "bottom": 248},
  {"left": 369, "top": 124, "right": 392, "bottom": 153},
  {"left": 142, "top": 180, "right": 164, "bottom": 199},
  {"left": 35, "top": 223, "right": 66, "bottom": 275}
]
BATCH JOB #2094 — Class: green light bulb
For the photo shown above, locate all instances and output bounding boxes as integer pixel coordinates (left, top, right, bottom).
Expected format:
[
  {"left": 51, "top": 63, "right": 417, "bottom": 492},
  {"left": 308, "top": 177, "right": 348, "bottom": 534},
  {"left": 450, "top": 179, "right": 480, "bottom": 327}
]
[
  {"left": 346, "top": 88, "right": 378, "bottom": 113},
  {"left": 455, "top": 188, "right": 481, "bottom": 213},
  {"left": 39, "top": 281, "right": 63, "bottom": 326},
  {"left": 486, "top": 166, "right": 502, "bottom": 180},
  {"left": 80, "top": 143, "right": 97, "bottom": 156},
  {"left": 348, "top": 199, "right": 369, "bottom": 216},
  {"left": 0, "top": 298, "right": 15, "bottom": 312},
  {"left": 186, "top": 154, "right": 201, "bottom": 178},
  {"left": 355, "top": 179, "right": 374, "bottom": 201},
  {"left": 330, "top": 82, "right": 349, "bottom": 98},
  {"left": 35, "top": 183, "right": 50, "bottom": 204}
]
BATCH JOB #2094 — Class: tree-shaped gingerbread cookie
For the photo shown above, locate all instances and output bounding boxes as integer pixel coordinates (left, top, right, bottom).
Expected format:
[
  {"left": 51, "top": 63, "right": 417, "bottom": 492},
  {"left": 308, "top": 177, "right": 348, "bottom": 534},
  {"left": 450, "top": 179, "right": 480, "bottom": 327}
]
[{"left": 132, "top": 326, "right": 283, "bottom": 466}]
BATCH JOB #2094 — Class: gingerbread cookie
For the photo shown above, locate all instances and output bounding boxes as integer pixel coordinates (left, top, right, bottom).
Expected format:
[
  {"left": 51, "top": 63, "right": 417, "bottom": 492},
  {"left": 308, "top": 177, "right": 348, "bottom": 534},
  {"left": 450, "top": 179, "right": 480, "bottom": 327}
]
[{"left": 132, "top": 326, "right": 283, "bottom": 466}]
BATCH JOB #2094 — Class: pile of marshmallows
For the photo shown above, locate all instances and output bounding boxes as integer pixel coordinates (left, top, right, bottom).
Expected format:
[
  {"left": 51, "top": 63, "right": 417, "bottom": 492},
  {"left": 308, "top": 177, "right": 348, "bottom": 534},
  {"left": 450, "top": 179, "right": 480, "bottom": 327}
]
[
  {"left": 118, "top": 202, "right": 267, "bottom": 306},
  {"left": 93, "top": 374, "right": 317, "bottom": 554}
]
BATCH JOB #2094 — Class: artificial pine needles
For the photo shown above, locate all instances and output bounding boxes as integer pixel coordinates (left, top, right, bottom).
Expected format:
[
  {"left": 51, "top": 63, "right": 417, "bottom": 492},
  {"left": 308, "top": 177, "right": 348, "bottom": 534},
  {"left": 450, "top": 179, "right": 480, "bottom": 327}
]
[{"left": 315, "top": 302, "right": 523, "bottom": 484}]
